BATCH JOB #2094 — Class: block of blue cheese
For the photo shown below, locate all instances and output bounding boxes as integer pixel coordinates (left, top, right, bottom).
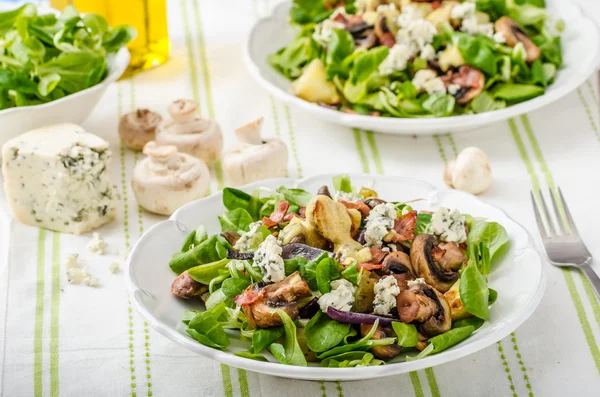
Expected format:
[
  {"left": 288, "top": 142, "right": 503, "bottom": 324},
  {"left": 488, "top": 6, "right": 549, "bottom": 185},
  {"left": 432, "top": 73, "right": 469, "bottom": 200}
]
[{"left": 2, "top": 123, "right": 119, "bottom": 234}]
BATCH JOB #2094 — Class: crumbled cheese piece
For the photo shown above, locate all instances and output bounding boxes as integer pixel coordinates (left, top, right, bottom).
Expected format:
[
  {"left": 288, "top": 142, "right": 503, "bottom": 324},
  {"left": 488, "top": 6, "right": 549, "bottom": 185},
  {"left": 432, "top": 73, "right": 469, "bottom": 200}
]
[
  {"left": 87, "top": 232, "right": 106, "bottom": 255},
  {"left": 397, "top": 5, "right": 423, "bottom": 29},
  {"left": 412, "top": 69, "right": 438, "bottom": 91},
  {"left": 318, "top": 279, "right": 356, "bottom": 312},
  {"left": 424, "top": 78, "right": 447, "bottom": 95},
  {"left": 334, "top": 191, "right": 363, "bottom": 203},
  {"left": 108, "top": 261, "right": 120, "bottom": 273},
  {"left": 373, "top": 276, "right": 400, "bottom": 315},
  {"left": 67, "top": 267, "right": 99, "bottom": 287},
  {"left": 450, "top": 2, "right": 476, "bottom": 20},
  {"left": 253, "top": 235, "right": 285, "bottom": 283},
  {"left": 407, "top": 278, "right": 427, "bottom": 288},
  {"left": 84, "top": 271, "right": 100, "bottom": 287},
  {"left": 67, "top": 267, "right": 85, "bottom": 284},
  {"left": 493, "top": 32, "right": 506, "bottom": 43},
  {"left": 431, "top": 208, "right": 467, "bottom": 243},
  {"left": 234, "top": 221, "right": 264, "bottom": 252},
  {"left": 448, "top": 83, "right": 462, "bottom": 96},
  {"left": 65, "top": 253, "right": 79, "bottom": 270},
  {"left": 461, "top": 16, "right": 494, "bottom": 37},
  {"left": 1, "top": 124, "right": 118, "bottom": 234},
  {"left": 379, "top": 6, "right": 437, "bottom": 75},
  {"left": 312, "top": 18, "right": 345, "bottom": 46},
  {"left": 379, "top": 43, "right": 415, "bottom": 75},
  {"left": 364, "top": 203, "right": 397, "bottom": 248},
  {"left": 420, "top": 44, "right": 436, "bottom": 61}
]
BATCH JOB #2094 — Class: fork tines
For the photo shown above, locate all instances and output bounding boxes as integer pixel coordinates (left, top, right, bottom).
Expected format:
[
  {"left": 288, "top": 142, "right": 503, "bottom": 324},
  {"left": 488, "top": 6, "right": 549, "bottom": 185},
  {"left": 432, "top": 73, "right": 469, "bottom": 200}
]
[{"left": 530, "top": 187, "right": 579, "bottom": 239}]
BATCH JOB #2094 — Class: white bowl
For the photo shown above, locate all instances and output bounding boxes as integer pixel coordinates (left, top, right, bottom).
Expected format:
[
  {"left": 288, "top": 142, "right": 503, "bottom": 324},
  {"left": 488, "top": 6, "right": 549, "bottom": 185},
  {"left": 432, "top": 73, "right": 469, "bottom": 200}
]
[
  {"left": 126, "top": 174, "right": 546, "bottom": 381},
  {"left": 243, "top": 0, "right": 600, "bottom": 135},
  {"left": 0, "top": 4, "right": 130, "bottom": 147}
]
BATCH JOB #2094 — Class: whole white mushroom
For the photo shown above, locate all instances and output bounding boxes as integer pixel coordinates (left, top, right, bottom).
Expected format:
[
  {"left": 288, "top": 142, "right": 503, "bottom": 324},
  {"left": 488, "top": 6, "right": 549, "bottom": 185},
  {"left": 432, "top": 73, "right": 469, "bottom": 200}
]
[
  {"left": 444, "top": 147, "right": 492, "bottom": 195},
  {"left": 155, "top": 99, "right": 223, "bottom": 165},
  {"left": 222, "top": 117, "right": 288, "bottom": 186},
  {"left": 132, "top": 141, "right": 210, "bottom": 215}
]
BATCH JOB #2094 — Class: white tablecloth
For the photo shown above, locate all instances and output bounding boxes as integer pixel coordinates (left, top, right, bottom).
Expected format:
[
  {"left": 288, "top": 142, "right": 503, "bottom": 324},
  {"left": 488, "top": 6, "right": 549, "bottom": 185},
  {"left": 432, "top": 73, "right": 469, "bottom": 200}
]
[{"left": 1, "top": 0, "right": 600, "bottom": 396}]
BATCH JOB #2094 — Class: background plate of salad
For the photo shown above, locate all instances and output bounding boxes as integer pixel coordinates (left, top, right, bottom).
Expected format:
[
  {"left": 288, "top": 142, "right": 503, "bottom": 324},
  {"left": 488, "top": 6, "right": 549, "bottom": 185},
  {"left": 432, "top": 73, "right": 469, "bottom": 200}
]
[
  {"left": 243, "top": 0, "right": 600, "bottom": 135},
  {"left": 126, "top": 174, "right": 545, "bottom": 380}
]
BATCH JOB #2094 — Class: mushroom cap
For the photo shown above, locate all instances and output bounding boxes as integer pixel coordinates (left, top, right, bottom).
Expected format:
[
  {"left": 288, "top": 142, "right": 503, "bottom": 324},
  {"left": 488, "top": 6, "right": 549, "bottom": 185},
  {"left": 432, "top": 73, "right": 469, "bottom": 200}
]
[
  {"left": 382, "top": 251, "right": 414, "bottom": 276},
  {"left": 132, "top": 142, "right": 210, "bottom": 215},
  {"left": 495, "top": 16, "right": 541, "bottom": 63},
  {"left": 156, "top": 116, "right": 223, "bottom": 165},
  {"left": 444, "top": 66, "right": 485, "bottom": 105},
  {"left": 410, "top": 234, "right": 459, "bottom": 293},
  {"left": 118, "top": 108, "right": 162, "bottom": 151},
  {"left": 396, "top": 282, "right": 452, "bottom": 336},
  {"left": 450, "top": 147, "right": 492, "bottom": 195},
  {"left": 222, "top": 138, "right": 288, "bottom": 186}
]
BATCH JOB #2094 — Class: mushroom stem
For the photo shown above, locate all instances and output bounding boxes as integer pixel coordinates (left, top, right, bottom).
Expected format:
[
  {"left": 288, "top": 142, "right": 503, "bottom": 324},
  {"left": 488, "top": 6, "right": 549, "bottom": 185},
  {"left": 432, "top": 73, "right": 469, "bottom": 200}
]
[{"left": 235, "top": 117, "right": 264, "bottom": 145}]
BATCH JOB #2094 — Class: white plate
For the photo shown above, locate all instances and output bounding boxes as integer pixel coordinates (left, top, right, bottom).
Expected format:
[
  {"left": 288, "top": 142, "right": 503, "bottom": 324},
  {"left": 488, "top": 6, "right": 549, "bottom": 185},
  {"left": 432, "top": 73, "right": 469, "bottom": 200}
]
[
  {"left": 243, "top": 0, "right": 600, "bottom": 135},
  {"left": 126, "top": 174, "right": 546, "bottom": 381},
  {"left": 0, "top": 4, "right": 130, "bottom": 148}
]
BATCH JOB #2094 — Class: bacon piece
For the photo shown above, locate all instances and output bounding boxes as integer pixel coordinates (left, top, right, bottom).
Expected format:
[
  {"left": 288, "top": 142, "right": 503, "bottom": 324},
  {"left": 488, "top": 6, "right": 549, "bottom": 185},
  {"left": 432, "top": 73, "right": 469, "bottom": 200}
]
[
  {"left": 431, "top": 0, "right": 442, "bottom": 10},
  {"left": 339, "top": 200, "right": 371, "bottom": 218},
  {"left": 283, "top": 212, "right": 300, "bottom": 222},
  {"left": 234, "top": 285, "right": 266, "bottom": 307},
  {"left": 262, "top": 200, "right": 291, "bottom": 228},
  {"left": 358, "top": 263, "right": 383, "bottom": 271},
  {"left": 370, "top": 248, "right": 389, "bottom": 264},
  {"left": 392, "top": 210, "right": 417, "bottom": 242}
]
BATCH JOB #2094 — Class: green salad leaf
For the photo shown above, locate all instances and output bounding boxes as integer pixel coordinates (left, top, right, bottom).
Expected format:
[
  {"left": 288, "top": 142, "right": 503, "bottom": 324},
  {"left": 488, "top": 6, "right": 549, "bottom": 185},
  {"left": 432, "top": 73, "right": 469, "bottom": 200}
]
[
  {"left": 186, "top": 311, "right": 230, "bottom": 350},
  {"left": 391, "top": 322, "right": 418, "bottom": 348},
  {"left": 304, "top": 311, "right": 351, "bottom": 353},
  {"left": 290, "top": 0, "right": 333, "bottom": 25},
  {"left": 415, "top": 326, "right": 475, "bottom": 359},
  {"left": 316, "top": 257, "right": 341, "bottom": 294},
  {"left": 467, "top": 221, "right": 509, "bottom": 265},
  {"left": 170, "top": 235, "right": 228, "bottom": 274},
  {"left": 251, "top": 327, "right": 285, "bottom": 354},
  {"left": 218, "top": 208, "right": 253, "bottom": 234},
  {"left": 270, "top": 310, "right": 307, "bottom": 366},
  {"left": 460, "top": 263, "right": 490, "bottom": 320}
]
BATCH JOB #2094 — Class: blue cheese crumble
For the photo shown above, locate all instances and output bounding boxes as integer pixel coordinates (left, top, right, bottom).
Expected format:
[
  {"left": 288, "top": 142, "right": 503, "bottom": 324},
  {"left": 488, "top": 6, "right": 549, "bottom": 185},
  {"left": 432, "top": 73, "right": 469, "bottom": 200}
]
[
  {"left": 379, "top": 5, "right": 437, "bottom": 75},
  {"left": 373, "top": 276, "right": 400, "bottom": 315},
  {"left": 253, "top": 235, "right": 285, "bottom": 283},
  {"left": 364, "top": 203, "right": 397, "bottom": 248},
  {"left": 431, "top": 208, "right": 467, "bottom": 243},
  {"left": 318, "top": 279, "right": 356, "bottom": 312},
  {"left": 333, "top": 190, "right": 363, "bottom": 203},
  {"left": 234, "top": 221, "right": 264, "bottom": 252}
]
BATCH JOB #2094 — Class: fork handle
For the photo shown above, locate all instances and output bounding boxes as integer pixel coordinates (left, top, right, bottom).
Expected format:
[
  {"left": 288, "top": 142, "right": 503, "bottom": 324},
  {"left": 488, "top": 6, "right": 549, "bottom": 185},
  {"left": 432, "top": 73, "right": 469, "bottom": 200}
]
[{"left": 581, "top": 263, "right": 600, "bottom": 300}]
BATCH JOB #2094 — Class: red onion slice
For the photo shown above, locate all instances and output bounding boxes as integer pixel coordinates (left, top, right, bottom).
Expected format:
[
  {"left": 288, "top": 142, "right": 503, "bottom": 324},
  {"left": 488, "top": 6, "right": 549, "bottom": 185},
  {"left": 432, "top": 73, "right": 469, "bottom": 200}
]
[{"left": 325, "top": 307, "right": 394, "bottom": 326}]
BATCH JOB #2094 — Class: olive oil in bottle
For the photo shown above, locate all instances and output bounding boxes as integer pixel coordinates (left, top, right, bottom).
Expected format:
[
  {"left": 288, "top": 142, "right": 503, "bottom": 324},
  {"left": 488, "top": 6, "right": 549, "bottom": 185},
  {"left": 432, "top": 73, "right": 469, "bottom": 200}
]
[{"left": 50, "top": 0, "right": 170, "bottom": 76}]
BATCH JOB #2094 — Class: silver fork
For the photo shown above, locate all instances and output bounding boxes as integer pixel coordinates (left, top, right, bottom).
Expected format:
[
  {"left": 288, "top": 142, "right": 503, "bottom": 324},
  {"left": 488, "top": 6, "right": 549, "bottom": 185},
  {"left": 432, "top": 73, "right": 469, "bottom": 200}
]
[{"left": 531, "top": 188, "right": 600, "bottom": 299}]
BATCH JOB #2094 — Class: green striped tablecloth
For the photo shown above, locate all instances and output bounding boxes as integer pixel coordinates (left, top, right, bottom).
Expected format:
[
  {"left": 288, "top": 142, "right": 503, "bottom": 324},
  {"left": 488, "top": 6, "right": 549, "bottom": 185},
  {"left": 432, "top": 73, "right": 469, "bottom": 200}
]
[{"left": 1, "top": 0, "right": 600, "bottom": 396}]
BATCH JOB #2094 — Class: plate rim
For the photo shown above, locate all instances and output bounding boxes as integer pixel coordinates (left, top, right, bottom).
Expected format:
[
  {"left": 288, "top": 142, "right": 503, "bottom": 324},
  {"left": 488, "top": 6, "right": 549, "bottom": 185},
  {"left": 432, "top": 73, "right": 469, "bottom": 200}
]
[
  {"left": 242, "top": 0, "right": 600, "bottom": 135},
  {"left": 126, "top": 174, "right": 547, "bottom": 380}
]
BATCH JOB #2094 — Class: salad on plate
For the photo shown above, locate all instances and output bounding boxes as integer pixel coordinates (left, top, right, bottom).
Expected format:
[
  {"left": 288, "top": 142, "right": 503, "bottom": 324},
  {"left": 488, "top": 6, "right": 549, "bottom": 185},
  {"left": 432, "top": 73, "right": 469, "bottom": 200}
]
[
  {"left": 269, "top": 0, "right": 564, "bottom": 118},
  {"left": 169, "top": 175, "right": 509, "bottom": 367}
]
